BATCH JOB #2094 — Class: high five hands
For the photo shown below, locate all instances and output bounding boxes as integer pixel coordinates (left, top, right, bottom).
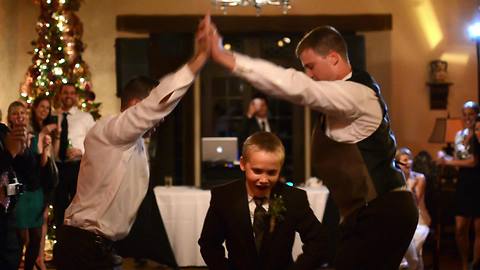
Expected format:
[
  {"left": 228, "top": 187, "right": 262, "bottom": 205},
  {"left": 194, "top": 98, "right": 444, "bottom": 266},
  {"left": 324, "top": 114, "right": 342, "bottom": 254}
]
[
  {"left": 188, "top": 14, "right": 236, "bottom": 74},
  {"left": 207, "top": 16, "right": 236, "bottom": 71},
  {"left": 188, "top": 14, "right": 212, "bottom": 74}
]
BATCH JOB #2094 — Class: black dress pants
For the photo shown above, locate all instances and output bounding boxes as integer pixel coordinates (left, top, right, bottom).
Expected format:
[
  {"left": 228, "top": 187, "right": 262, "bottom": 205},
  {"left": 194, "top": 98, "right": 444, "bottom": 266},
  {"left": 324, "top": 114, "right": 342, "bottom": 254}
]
[
  {"left": 334, "top": 191, "right": 418, "bottom": 270},
  {"left": 53, "top": 161, "right": 80, "bottom": 228},
  {"left": 55, "top": 225, "right": 122, "bottom": 270},
  {"left": 0, "top": 211, "right": 21, "bottom": 270}
]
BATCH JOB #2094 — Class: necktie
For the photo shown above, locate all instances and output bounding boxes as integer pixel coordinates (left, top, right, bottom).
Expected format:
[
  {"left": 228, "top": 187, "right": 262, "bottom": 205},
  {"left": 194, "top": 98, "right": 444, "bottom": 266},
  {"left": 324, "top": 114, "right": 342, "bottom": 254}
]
[
  {"left": 59, "top": 112, "right": 69, "bottom": 161},
  {"left": 253, "top": 197, "right": 267, "bottom": 252},
  {"left": 260, "top": 120, "right": 266, "bottom": 132}
]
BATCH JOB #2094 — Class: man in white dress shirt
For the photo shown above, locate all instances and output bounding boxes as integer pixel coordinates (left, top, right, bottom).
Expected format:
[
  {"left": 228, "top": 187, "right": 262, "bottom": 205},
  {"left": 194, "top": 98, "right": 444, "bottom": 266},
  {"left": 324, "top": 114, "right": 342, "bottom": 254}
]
[
  {"left": 54, "top": 16, "right": 211, "bottom": 270},
  {"left": 54, "top": 83, "right": 95, "bottom": 228},
  {"left": 207, "top": 20, "right": 418, "bottom": 270}
]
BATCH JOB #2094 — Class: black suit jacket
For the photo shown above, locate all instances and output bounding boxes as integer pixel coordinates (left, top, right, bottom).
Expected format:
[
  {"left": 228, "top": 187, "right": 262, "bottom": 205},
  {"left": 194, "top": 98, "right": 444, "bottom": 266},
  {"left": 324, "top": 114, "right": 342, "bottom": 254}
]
[
  {"left": 239, "top": 117, "right": 275, "bottom": 150},
  {"left": 198, "top": 179, "right": 327, "bottom": 270}
]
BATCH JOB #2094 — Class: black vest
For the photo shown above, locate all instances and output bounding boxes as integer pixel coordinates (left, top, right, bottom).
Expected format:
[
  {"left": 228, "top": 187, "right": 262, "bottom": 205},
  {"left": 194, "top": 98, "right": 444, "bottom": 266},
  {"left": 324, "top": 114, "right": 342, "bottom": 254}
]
[{"left": 311, "top": 70, "right": 405, "bottom": 218}]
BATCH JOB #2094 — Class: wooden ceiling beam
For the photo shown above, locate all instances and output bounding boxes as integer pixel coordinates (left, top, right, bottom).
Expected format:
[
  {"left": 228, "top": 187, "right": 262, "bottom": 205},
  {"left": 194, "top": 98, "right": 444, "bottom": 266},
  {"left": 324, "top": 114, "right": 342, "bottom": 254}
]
[{"left": 117, "top": 14, "right": 392, "bottom": 34}]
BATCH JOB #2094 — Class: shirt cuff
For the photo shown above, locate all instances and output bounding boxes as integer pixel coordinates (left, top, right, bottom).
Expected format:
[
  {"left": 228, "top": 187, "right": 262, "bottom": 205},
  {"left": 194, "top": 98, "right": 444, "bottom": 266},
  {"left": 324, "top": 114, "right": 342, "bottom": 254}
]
[
  {"left": 176, "top": 64, "right": 196, "bottom": 85},
  {"left": 232, "top": 52, "right": 254, "bottom": 76}
]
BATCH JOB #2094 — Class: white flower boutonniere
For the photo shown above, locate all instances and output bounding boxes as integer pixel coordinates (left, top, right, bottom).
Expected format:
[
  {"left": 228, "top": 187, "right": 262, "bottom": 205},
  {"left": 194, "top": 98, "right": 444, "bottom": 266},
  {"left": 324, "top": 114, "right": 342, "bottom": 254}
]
[{"left": 268, "top": 194, "right": 286, "bottom": 233}]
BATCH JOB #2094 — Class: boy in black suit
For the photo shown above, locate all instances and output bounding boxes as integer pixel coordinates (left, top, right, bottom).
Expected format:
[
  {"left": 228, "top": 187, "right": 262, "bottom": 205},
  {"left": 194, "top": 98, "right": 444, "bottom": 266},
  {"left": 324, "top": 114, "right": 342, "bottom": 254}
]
[{"left": 199, "top": 132, "right": 326, "bottom": 270}]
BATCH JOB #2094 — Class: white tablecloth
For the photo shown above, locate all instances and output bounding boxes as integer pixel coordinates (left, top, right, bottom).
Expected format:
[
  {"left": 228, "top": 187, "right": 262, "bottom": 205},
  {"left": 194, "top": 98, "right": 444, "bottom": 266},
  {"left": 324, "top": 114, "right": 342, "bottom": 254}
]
[{"left": 154, "top": 185, "right": 329, "bottom": 267}]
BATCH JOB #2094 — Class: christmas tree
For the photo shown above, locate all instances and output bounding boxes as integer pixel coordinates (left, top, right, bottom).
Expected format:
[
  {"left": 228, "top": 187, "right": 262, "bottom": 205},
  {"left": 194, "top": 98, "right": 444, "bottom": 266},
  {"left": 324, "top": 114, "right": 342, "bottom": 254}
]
[{"left": 19, "top": 0, "right": 101, "bottom": 119}]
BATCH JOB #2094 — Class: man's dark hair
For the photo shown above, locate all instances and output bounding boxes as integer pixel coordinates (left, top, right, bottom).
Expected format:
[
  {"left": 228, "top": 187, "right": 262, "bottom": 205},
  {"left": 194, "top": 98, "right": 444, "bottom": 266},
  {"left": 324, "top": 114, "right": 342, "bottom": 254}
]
[
  {"left": 295, "top": 25, "right": 349, "bottom": 62},
  {"left": 60, "top": 83, "right": 77, "bottom": 93},
  {"left": 252, "top": 93, "right": 269, "bottom": 106},
  {"left": 120, "top": 76, "right": 159, "bottom": 110}
]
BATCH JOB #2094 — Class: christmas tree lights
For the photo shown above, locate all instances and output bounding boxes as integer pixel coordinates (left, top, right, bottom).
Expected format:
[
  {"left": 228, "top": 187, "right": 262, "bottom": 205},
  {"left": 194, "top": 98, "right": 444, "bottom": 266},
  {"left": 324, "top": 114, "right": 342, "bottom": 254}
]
[{"left": 19, "top": 0, "right": 101, "bottom": 119}]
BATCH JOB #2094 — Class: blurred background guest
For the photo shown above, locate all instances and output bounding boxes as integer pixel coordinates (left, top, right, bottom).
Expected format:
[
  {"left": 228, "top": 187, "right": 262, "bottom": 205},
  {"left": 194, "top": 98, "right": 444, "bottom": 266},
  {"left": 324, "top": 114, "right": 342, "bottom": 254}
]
[
  {"left": 7, "top": 101, "right": 47, "bottom": 270},
  {"left": 396, "top": 147, "right": 431, "bottom": 270},
  {"left": 30, "top": 95, "right": 58, "bottom": 270},
  {"left": 437, "top": 101, "right": 480, "bottom": 270},
  {"left": 0, "top": 102, "right": 29, "bottom": 270},
  {"left": 239, "top": 94, "right": 273, "bottom": 143},
  {"left": 53, "top": 83, "right": 95, "bottom": 230}
]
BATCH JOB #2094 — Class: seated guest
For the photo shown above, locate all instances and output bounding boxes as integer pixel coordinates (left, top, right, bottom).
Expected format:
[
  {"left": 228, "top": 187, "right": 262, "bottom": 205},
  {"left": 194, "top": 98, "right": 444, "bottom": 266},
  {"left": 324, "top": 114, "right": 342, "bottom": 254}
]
[
  {"left": 54, "top": 16, "right": 210, "bottom": 270},
  {"left": 396, "top": 147, "right": 431, "bottom": 270},
  {"left": 198, "top": 131, "right": 327, "bottom": 270}
]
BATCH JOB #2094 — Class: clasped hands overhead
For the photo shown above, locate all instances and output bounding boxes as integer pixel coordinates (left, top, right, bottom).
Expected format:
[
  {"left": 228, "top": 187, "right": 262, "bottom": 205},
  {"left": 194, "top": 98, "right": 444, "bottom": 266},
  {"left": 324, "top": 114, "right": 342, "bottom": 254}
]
[{"left": 189, "top": 14, "right": 237, "bottom": 74}]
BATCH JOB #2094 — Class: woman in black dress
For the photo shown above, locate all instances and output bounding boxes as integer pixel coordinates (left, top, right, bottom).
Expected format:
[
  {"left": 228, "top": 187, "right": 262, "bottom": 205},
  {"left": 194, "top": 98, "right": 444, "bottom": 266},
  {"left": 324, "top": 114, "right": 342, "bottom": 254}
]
[{"left": 438, "top": 101, "right": 480, "bottom": 270}]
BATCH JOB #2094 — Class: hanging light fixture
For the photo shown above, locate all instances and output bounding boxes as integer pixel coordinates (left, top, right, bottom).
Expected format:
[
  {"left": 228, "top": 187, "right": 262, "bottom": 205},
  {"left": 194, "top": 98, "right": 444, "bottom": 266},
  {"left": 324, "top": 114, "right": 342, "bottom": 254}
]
[{"left": 212, "top": 0, "right": 291, "bottom": 15}]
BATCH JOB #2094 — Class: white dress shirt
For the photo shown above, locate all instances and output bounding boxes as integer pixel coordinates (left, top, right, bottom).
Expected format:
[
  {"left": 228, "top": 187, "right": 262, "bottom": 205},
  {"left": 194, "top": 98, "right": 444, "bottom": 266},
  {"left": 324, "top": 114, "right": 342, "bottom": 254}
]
[
  {"left": 255, "top": 117, "right": 271, "bottom": 132},
  {"left": 60, "top": 106, "right": 95, "bottom": 156},
  {"left": 64, "top": 65, "right": 195, "bottom": 240},
  {"left": 233, "top": 53, "right": 383, "bottom": 143}
]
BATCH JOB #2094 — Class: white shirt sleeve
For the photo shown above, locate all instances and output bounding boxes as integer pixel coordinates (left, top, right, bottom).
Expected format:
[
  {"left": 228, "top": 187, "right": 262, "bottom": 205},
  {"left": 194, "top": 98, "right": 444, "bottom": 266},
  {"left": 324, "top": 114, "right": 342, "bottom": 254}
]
[
  {"left": 232, "top": 52, "right": 383, "bottom": 143},
  {"left": 99, "top": 64, "right": 195, "bottom": 146}
]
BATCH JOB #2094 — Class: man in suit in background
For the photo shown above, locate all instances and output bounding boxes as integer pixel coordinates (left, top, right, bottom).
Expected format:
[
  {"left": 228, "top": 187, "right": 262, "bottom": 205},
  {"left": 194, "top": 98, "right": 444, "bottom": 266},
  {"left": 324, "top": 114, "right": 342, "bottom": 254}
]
[
  {"left": 239, "top": 94, "right": 273, "bottom": 148},
  {"left": 198, "top": 132, "right": 327, "bottom": 270}
]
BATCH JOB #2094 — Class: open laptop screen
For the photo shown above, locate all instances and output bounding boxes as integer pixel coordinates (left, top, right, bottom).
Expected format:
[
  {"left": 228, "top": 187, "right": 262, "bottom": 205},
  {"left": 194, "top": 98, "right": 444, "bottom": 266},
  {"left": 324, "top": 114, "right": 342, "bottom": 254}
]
[{"left": 201, "top": 137, "right": 238, "bottom": 163}]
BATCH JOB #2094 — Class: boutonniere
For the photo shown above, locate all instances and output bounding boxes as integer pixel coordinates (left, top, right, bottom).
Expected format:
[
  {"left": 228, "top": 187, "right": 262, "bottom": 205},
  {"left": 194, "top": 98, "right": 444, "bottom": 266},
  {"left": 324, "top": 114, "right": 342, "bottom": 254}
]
[{"left": 268, "top": 194, "right": 286, "bottom": 233}]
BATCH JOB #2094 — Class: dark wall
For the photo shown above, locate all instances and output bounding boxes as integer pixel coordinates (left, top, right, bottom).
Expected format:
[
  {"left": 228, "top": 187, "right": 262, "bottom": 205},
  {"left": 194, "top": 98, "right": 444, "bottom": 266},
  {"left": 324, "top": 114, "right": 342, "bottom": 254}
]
[
  {"left": 115, "top": 38, "right": 150, "bottom": 98},
  {"left": 148, "top": 33, "right": 195, "bottom": 186}
]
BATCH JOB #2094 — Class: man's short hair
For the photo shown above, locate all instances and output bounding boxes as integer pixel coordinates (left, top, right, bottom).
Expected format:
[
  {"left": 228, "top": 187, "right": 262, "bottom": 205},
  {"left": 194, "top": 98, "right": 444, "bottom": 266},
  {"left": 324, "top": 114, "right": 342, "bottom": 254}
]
[
  {"left": 60, "top": 83, "right": 77, "bottom": 93},
  {"left": 252, "top": 93, "right": 269, "bottom": 106},
  {"left": 242, "top": 131, "right": 285, "bottom": 165},
  {"left": 295, "top": 25, "right": 349, "bottom": 62},
  {"left": 120, "top": 76, "right": 159, "bottom": 109}
]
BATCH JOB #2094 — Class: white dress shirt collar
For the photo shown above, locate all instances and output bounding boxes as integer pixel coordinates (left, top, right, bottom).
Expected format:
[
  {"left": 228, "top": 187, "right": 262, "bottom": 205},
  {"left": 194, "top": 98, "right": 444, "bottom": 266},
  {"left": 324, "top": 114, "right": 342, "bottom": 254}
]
[{"left": 341, "top": 72, "right": 353, "bottom": 81}]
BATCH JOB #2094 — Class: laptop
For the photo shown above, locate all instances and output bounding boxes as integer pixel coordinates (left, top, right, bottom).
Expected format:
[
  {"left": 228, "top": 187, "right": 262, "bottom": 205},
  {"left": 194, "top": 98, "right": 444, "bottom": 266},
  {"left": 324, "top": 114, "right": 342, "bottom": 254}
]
[{"left": 202, "top": 137, "right": 238, "bottom": 163}]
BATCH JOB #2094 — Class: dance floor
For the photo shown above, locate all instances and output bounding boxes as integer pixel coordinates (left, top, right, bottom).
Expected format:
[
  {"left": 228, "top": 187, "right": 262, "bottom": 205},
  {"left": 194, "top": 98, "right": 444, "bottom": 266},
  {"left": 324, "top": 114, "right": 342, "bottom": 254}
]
[
  {"left": 42, "top": 235, "right": 463, "bottom": 270},
  {"left": 41, "top": 253, "right": 461, "bottom": 270}
]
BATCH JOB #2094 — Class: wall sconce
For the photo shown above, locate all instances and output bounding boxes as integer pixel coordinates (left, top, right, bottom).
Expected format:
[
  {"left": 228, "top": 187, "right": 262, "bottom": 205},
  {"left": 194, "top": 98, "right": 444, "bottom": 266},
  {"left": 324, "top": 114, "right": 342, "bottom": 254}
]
[
  {"left": 427, "top": 60, "right": 452, "bottom": 110},
  {"left": 429, "top": 117, "right": 463, "bottom": 155}
]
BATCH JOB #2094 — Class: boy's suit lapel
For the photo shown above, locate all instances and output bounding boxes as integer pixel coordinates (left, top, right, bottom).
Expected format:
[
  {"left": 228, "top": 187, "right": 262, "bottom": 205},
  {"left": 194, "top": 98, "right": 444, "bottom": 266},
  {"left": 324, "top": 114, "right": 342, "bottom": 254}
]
[
  {"left": 258, "top": 183, "right": 285, "bottom": 262},
  {"left": 232, "top": 180, "right": 259, "bottom": 260}
]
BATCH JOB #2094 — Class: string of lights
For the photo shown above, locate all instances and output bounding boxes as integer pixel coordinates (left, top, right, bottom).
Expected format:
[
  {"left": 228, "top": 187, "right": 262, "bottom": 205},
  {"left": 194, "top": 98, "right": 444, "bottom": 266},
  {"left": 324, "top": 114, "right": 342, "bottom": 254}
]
[{"left": 19, "top": 0, "right": 101, "bottom": 119}]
